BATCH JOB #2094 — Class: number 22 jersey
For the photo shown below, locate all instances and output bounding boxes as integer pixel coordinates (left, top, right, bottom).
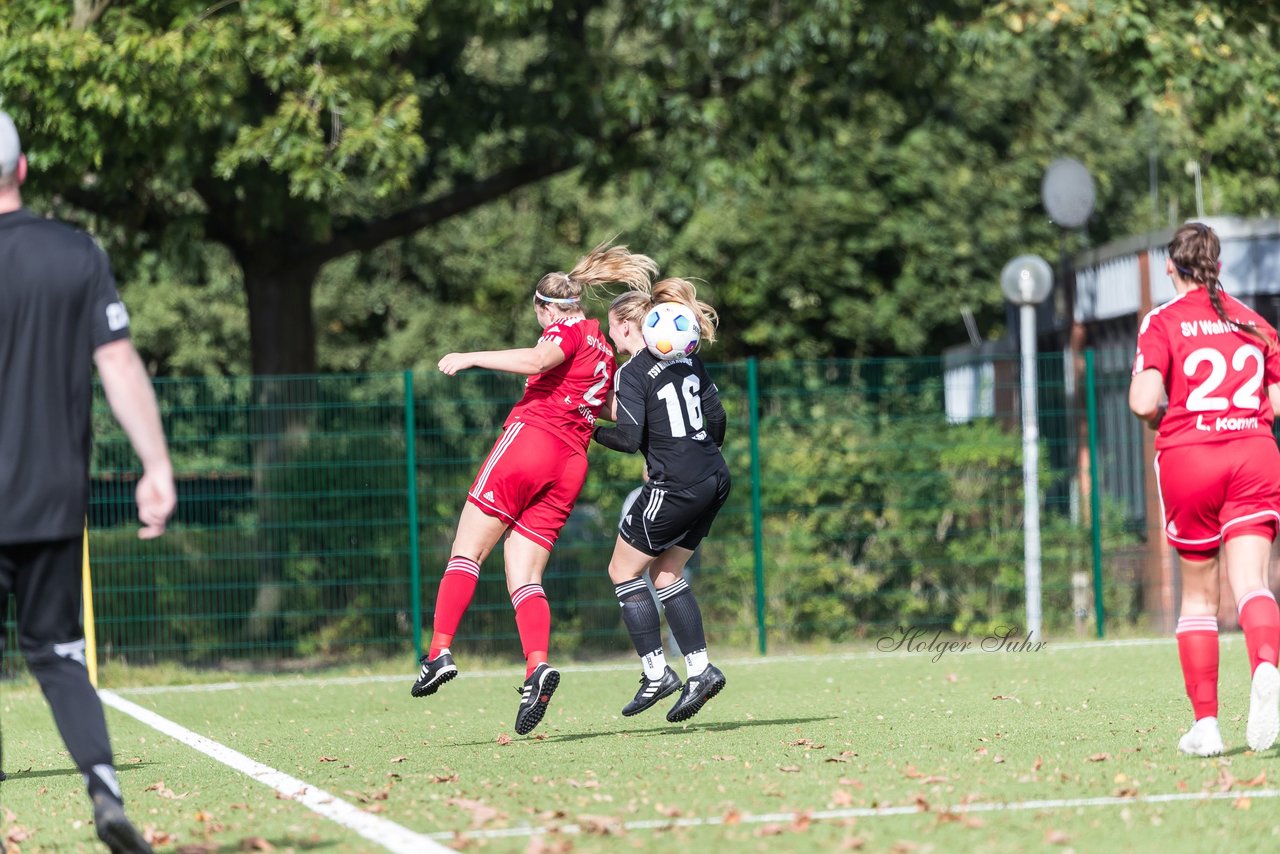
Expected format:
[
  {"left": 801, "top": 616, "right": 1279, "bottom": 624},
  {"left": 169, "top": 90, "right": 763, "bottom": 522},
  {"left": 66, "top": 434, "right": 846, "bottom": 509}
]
[
  {"left": 1133, "top": 287, "right": 1280, "bottom": 451},
  {"left": 505, "top": 316, "right": 616, "bottom": 454}
]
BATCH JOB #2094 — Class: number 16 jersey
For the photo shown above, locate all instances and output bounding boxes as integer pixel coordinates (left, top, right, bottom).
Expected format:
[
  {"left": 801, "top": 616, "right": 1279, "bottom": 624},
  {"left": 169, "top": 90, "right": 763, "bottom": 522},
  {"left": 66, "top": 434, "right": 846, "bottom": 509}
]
[{"left": 1133, "top": 287, "right": 1280, "bottom": 451}]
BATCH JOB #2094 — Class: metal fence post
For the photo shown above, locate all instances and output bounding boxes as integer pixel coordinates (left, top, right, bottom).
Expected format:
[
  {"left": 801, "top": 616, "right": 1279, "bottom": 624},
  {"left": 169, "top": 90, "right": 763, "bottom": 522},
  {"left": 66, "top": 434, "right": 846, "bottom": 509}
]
[
  {"left": 404, "top": 370, "right": 423, "bottom": 660},
  {"left": 746, "top": 357, "right": 767, "bottom": 655},
  {"left": 1085, "top": 349, "right": 1106, "bottom": 638}
]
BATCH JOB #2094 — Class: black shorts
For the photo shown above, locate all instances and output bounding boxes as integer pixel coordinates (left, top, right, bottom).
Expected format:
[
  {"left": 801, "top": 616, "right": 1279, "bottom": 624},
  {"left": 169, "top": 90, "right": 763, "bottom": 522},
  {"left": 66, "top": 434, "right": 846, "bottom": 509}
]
[
  {"left": 0, "top": 535, "right": 84, "bottom": 657},
  {"left": 618, "top": 468, "right": 731, "bottom": 557}
]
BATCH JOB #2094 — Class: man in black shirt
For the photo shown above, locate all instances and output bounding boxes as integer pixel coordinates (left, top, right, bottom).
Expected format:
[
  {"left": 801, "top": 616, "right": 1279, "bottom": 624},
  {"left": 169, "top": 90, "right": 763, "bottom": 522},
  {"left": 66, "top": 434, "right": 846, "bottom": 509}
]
[{"left": 0, "top": 110, "right": 175, "bottom": 853}]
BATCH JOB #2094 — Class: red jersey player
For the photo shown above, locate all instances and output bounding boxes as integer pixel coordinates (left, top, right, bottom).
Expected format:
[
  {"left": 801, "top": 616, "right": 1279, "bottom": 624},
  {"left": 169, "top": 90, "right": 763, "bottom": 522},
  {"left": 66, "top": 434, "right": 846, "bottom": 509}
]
[
  {"left": 410, "top": 243, "right": 657, "bottom": 736},
  {"left": 1130, "top": 222, "right": 1280, "bottom": 757}
]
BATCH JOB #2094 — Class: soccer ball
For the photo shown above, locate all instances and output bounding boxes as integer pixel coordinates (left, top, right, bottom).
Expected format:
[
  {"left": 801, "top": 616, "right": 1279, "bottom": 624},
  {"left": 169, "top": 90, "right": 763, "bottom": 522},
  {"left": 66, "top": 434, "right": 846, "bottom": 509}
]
[{"left": 642, "top": 302, "right": 700, "bottom": 360}]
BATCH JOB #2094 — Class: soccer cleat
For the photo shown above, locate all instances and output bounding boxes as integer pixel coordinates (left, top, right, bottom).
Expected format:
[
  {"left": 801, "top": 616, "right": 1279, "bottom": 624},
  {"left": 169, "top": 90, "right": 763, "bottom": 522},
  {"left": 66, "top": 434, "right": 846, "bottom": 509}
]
[
  {"left": 1246, "top": 661, "right": 1280, "bottom": 752},
  {"left": 410, "top": 651, "right": 458, "bottom": 698},
  {"left": 1177, "top": 716, "right": 1224, "bottom": 757},
  {"left": 94, "top": 797, "right": 153, "bottom": 854},
  {"left": 514, "top": 663, "right": 560, "bottom": 735},
  {"left": 622, "top": 666, "right": 683, "bottom": 717},
  {"left": 666, "top": 663, "right": 726, "bottom": 723}
]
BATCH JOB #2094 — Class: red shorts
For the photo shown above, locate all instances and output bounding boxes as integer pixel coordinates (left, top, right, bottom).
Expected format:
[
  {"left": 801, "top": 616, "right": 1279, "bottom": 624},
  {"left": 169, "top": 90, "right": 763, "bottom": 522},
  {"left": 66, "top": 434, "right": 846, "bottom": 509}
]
[
  {"left": 1155, "top": 436, "right": 1280, "bottom": 558},
  {"left": 467, "top": 421, "right": 588, "bottom": 550}
]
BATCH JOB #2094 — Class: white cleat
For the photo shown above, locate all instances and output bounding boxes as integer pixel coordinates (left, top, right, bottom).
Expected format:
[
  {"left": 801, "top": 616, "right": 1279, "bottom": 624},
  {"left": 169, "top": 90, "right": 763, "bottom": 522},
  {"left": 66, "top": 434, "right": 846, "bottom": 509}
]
[
  {"left": 1246, "top": 661, "right": 1280, "bottom": 752},
  {"left": 1178, "top": 716, "right": 1224, "bottom": 757}
]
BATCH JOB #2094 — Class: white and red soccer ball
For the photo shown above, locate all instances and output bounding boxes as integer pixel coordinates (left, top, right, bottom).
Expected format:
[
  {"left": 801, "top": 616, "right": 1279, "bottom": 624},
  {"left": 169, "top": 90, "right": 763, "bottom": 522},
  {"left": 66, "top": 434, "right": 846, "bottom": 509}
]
[{"left": 642, "top": 302, "right": 700, "bottom": 360}]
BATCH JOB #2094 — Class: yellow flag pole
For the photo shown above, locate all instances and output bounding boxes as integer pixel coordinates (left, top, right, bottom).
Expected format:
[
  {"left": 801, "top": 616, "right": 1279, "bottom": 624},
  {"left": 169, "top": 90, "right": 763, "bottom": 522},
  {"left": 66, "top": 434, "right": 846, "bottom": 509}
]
[{"left": 83, "top": 523, "right": 98, "bottom": 688}]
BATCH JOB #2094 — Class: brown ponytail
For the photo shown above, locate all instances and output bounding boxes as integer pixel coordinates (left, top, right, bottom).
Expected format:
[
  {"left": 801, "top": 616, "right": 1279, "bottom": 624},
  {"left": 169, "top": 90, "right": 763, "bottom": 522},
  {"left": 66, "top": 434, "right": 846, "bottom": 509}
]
[{"left": 1168, "top": 222, "right": 1273, "bottom": 351}]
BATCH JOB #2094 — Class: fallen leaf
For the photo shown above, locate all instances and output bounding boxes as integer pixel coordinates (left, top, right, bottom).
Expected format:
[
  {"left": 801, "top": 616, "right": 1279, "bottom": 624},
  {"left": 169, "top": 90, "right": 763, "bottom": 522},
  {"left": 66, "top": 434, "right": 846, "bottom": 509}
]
[
  {"left": 655, "top": 803, "right": 683, "bottom": 818},
  {"left": 778, "top": 765, "right": 802, "bottom": 773},
  {"left": 791, "top": 812, "right": 813, "bottom": 832},
  {"left": 496, "top": 734, "right": 513, "bottom": 746},
  {"left": 430, "top": 774, "right": 460, "bottom": 784},
  {"left": 832, "top": 789, "right": 855, "bottom": 807},
  {"left": 447, "top": 797, "right": 505, "bottom": 828},
  {"left": 842, "top": 836, "right": 868, "bottom": 849},
  {"left": 1234, "top": 796, "right": 1252, "bottom": 810},
  {"left": 722, "top": 808, "right": 742, "bottom": 826},
  {"left": 389, "top": 756, "right": 408, "bottom": 764},
  {"left": 5, "top": 825, "right": 33, "bottom": 844},
  {"left": 826, "top": 756, "right": 850, "bottom": 763},
  {"left": 240, "top": 838, "right": 275, "bottom": 852},
  {"left": 175, "top": 844, "right": 217, "bottom": 854},
  {"left": 1033, "top": 756, "right": 1043, "bottom": 771},
  {"left": 578, "top": 814, "right": 623, "bottom": 835},
  {"left": 711, "top": 755, "right": 736, "bottom": 761},
  {"left": 318, "top": 756, "right": 338, "bottom": 763},
  {"left": 143, "top": 827, "right": 174, "bottom": 845},
  {"left": 756, "top": 824, "right": 785, "bottom": 836},
  {"left": 838, "top": 778, "right": 865, "bottom": 788},
  {"left": 1086, "top": 753, "right": 1111, "bottom": 762},
  {"left": 1238, "top": 772, "right": 1267, "bottom": 787},
  {"left": 1045, "top": 829, "right": 1070, "bottom": 844}
]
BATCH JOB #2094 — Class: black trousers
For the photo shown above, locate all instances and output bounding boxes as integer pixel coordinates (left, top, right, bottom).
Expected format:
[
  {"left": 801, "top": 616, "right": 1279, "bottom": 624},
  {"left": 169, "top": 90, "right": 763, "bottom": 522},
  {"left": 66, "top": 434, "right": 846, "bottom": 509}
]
[{"left": 0, "top": 535, "right": 115, "bottom": 787}]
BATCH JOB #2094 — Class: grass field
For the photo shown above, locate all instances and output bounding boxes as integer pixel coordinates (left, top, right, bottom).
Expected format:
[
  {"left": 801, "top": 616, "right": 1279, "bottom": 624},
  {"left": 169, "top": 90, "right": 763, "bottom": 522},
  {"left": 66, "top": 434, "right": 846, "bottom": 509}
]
[{"left": 4, "top": 636, "right": 1280, "bottom": 853}]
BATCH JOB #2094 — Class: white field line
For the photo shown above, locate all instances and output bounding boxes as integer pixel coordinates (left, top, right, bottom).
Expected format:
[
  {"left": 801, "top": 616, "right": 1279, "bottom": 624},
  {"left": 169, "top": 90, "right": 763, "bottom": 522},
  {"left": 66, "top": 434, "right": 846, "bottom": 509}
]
[
  {"left": 119, "top": 636, "right": 1196, "bottom": 696},
  {"left": 98, "top": 690, "right": 455, "bottom": 854},
  {"left": 426, "top": 787, "right": 1280, "bottom": 841}
]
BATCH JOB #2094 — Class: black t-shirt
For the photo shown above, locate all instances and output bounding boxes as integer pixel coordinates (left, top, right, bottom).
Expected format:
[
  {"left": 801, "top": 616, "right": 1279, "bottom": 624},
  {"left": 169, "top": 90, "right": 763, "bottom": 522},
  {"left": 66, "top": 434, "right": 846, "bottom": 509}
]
[
  {"left": 0, "top": 209, "right": 131, "bottom": 543},
  {"left": 594, "top": 349, "right": 728, "bottom": 487}
]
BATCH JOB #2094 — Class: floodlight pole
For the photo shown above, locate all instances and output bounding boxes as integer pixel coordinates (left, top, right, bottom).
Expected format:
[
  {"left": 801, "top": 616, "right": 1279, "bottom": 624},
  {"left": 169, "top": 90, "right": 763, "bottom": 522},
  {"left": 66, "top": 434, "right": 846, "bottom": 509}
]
[
  {"left": 1019, "top": 302, "right": 1042, "bottom": 643},
  {"left": 1001, "top": 255, "right": 1053, "bottom": 644}
]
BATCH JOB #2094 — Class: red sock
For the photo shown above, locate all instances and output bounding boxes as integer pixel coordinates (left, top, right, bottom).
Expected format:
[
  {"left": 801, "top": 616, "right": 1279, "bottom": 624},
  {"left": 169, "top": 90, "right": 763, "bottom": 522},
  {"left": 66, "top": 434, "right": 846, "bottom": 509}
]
[
  {"left": 429, "top": 556, "right": 480, "bottom": 658},
  {"left": 1238, "top": 589, "right": 1280, "bottom": 675},
  {"left": 512, "top": 584, "right": 550, "bottom": 678},
  {"left": 1176, "top": 616, "right": 1219, "bottom": 720}
]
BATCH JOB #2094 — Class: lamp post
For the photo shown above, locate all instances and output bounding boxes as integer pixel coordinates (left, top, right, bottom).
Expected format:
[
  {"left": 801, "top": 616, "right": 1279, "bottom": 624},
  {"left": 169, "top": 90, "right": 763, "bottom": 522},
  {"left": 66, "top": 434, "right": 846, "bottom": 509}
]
[{"left": 1001, "top": 254, "right": 1054, "bottom": 643}]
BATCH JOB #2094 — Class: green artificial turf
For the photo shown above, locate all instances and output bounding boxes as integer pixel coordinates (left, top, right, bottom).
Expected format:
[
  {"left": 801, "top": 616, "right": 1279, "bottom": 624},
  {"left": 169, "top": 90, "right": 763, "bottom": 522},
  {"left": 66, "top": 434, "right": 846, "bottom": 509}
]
[{"left": 4, "top": 637, "right": 1280, "bottom": 852}]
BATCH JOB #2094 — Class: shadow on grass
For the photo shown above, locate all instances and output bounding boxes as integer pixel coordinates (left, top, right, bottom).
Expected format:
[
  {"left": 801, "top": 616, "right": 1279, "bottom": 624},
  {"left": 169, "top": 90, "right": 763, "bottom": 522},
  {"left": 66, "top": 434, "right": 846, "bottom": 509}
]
[
  {"left": 0, "top": 762, "right": 156, "bottom": 783},
  {"left": 447, "top": 715, "right": 838, "bottom": 747}
]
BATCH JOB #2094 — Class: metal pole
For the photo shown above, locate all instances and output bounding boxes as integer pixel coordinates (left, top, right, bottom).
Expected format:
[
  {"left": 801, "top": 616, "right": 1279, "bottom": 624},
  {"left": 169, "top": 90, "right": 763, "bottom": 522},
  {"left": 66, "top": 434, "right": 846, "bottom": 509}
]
[
  {"left": 404, "top": 370, "right": 423, "bottom": 661},
  {"left": 1084, "top": 349, "right": 1106, "bottom": 638},
  {"left": 746, "top": 357, "right": 767, "bottom": 656},
  {"left": 1020, "top": 304, "right": 1042, "bottom": 642}
]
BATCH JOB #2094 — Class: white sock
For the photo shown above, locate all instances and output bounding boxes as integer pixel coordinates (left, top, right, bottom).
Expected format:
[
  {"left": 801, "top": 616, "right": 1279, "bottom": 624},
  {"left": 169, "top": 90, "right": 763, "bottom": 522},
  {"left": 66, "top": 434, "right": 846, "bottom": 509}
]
[
  {"left": 641, "top": 649, "right": 667, "bottom": 680},
  {"left": 685, "top": 648, "right": 708, "bottom": 678}
]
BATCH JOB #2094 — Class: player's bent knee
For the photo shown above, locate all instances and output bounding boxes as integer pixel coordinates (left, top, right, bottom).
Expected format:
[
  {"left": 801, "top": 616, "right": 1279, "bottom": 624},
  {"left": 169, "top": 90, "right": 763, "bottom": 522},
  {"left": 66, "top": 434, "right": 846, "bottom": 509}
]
[{"left": 23, "top": 638, "right": 89, "bottom": 673}]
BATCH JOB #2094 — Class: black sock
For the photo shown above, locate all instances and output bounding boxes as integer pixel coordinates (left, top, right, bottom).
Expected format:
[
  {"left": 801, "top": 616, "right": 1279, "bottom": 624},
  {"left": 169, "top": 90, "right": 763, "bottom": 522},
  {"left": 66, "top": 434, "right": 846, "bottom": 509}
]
[
  {"left": 656, "top": 578, "right": 707, "bottom": 656},
  {"left": 614, "top": 579, "right": 663, "bottom": 658}
]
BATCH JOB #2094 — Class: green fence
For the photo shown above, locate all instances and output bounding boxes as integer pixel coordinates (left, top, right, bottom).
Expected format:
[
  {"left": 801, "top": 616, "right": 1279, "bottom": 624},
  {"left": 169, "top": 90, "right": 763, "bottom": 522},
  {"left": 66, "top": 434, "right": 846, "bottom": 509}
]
[{"left": 3, "top": 351, "right": 1148, "bottom": 672}]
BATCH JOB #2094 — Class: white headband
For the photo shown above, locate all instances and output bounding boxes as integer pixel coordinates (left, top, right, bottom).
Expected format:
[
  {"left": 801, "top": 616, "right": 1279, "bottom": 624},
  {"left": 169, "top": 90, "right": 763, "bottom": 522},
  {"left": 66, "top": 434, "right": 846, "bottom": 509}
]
[{"left": 535, "top": 290, "right": 580, "bottom": 305}]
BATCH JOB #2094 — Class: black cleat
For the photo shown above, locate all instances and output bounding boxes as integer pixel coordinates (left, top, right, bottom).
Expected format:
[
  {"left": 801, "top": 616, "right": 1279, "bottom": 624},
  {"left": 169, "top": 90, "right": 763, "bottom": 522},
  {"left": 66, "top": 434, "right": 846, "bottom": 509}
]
[
  {"left": 622, "top": 666, "right": 682, "bottom": 717},
  {"left": 666, "top": 663, "right": 726, "bottom": 723},
  {"left": 411, "top": 651, "right": 458, "bottom": 697},
  {"left": 94, "top": 797, "right": 153, "bottom": 854},
  {"left": 514, "top": 663, "right": 560, "bottom": 735}
]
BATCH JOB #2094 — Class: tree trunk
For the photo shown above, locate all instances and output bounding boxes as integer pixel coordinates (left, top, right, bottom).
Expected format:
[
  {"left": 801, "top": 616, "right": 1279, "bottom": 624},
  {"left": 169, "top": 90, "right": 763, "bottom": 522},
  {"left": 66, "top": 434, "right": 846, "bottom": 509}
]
[{"left": 240, "top": 253, "right": 322, "bottom": 647}]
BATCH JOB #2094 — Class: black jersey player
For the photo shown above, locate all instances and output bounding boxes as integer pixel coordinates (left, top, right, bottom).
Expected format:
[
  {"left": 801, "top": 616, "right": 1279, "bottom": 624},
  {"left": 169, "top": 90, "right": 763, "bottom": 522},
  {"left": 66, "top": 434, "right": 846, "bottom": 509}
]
[{"left": 594, "top": 278, "right": 731, "bottom": 722}]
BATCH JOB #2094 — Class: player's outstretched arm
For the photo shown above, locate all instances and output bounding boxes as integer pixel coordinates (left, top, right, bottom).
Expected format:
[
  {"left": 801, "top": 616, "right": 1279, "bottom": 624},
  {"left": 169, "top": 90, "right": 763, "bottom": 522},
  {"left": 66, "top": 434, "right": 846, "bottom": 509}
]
[
  {"left": 94, "top": 339, "right": 176, "bottom": 539},
  {"left": 438, "top": 340, "right": 567, "bottom": 376}
]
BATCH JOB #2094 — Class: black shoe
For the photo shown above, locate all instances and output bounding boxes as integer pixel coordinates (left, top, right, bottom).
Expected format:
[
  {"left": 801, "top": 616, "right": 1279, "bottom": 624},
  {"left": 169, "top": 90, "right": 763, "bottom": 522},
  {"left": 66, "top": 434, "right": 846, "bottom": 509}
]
[
  {"left": 666, "top": 664, "right": 726, "bottom": 723},
  {"left": 514, "top": 663, "right": 560, "bottom": 735},
  {"left": 411, "top": 651, "right": 458, "bottom": 697},
  {"left": 94, "top": 798, "right": 153, "bottom": 854},
  {"left": 622, "top": 666, "right": 682, "bottom": 717}
]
